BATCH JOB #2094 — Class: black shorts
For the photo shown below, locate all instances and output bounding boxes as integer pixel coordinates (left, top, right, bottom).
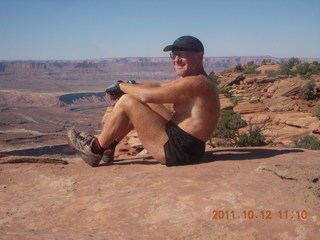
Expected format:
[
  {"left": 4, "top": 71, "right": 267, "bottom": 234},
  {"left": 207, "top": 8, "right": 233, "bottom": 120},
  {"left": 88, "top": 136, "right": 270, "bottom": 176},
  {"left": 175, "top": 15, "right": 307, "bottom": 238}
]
[{"left": 164, "top": 120, "right": 205, "bottom": 167}]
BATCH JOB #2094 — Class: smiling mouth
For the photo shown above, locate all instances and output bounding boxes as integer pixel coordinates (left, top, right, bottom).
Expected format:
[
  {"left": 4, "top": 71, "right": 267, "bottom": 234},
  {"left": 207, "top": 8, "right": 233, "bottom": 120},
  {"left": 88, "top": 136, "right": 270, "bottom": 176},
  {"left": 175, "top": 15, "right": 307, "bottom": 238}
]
[{"left": 174, "top": 63, "right": 186, "bottom": 68}]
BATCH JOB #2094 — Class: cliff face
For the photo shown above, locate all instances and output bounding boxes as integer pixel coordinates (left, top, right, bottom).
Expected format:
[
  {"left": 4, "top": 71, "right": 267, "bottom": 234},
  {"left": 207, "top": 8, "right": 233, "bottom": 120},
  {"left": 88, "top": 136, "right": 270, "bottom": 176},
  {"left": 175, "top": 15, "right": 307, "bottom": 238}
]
[
  {"left": 2, "top": 56, "right": 320, "bottom": 74},
  {"left": 0, "top": 91, "right": 60, "bottom": 106},
  {"left": 0, "top": 62, "right": 47, "bottom": 72}
]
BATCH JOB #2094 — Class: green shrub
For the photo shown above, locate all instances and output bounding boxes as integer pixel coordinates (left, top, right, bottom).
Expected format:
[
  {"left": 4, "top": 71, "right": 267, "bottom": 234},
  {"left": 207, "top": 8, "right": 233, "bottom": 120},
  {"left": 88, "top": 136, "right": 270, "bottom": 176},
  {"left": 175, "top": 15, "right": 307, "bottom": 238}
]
[
  {"left": 286, "top": 57, "right": 301, "bottom": 68},
  {"left": 278, "top": 65, "right": 291, "bottom": 76},
  {"left": 265, "top": 69, "right": 278, "bottom": 78},
  {"left": 261, "top": 59, "right": 273, "bottom": 65},
  {"left": 209, "top": 71, "right": 219, "bottom": 84},
  {"left": 306, "top": 100, "right": 314, "bottom": 107},
  {"left": 243, "top": 61, "right": 261, "bottom": 75},
  {"left": 237, "top": 126, "right": 267, "bottom": 147},
  {"left": 218, "top": 87, "right": 232, "bottom": 97},
  {"left": 235, "top": 64, "right": 244, "bottom": 72},
  {"left": 212, "top": 110, "right": 247, "bottom": 140},
  {"left": 278, "top": 57, "right": 301, "bottom": 76},
  {"left": 310, "top": 61, "right": 320, "bottom": 74},
  {"left": 293, "top": 135, "right": 320, "bottom": 150},
  {"left": 230, "top": 96, "right": 243, "bottom": 106},
  {"left": 296, "top": 63, "right": 311, "bottom": 77},
  {"left": 243, "top": 68, "right": 261, "bottom": 75},
  {"left": 298, "top": 80, "right": 316, "bottom": 100}
]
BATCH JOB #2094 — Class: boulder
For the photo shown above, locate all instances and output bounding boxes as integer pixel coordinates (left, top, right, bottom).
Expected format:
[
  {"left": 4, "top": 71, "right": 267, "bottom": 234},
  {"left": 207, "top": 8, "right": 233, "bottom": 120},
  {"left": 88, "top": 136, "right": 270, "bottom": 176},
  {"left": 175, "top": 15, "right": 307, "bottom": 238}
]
[
  {"left": 234, "top": 102, "right": 267, "bottom": 114},
  {"left": 273, "top": 112, "right": 320, "bottom": 132},
  {"left": 263, "top": 96, "right": 299, "bottom": 112},
  {"left": 273, "top": 79, "right": 304, "bottom": 97},
  {"left": 217, "top": 72, "right": 245, "bottom": 87},
  {"left": 242, "top": 113, "right": 271, "bottom": 125}
]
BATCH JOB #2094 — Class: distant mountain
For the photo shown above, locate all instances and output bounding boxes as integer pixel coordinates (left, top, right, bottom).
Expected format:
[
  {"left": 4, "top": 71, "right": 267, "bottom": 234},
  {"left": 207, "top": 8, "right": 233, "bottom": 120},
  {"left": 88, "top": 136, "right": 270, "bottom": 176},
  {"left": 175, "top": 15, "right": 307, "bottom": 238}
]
[{"left": 1, "top": 56, "right": 320, "bottom": 74}]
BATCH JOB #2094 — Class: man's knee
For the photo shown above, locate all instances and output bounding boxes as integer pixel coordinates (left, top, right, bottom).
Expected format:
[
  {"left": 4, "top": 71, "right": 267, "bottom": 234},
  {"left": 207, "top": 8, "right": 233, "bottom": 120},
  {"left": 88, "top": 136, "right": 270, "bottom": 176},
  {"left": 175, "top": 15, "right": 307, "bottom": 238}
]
[{"left": 116, "top": 94, "right": 137, "bottom": 108}]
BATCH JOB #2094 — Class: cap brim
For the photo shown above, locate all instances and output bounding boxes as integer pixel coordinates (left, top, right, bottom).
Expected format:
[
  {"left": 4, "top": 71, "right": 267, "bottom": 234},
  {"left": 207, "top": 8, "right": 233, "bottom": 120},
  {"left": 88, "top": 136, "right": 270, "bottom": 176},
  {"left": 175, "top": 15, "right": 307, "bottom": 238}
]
[{"left": 163, "top": 45, "right": 173, "bottom": 52}]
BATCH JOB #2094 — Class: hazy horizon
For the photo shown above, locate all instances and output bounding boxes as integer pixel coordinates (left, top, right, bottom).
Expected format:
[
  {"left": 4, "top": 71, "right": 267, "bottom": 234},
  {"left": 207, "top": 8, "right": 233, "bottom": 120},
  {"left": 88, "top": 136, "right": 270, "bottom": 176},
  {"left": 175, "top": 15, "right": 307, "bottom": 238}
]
[{"left": 2, "top": 55, "right": 320, "bottom": 63}]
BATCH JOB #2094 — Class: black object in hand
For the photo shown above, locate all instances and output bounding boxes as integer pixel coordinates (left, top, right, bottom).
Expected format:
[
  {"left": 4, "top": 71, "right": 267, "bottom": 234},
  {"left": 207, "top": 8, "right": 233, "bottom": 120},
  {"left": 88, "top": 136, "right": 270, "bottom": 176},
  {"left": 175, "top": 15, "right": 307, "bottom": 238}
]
[
  {"left": 105, "top": 80, "right": 124, "bottom": 97},
  {"left": 105, "top": 80, "right": 137, "bottom": 98}
]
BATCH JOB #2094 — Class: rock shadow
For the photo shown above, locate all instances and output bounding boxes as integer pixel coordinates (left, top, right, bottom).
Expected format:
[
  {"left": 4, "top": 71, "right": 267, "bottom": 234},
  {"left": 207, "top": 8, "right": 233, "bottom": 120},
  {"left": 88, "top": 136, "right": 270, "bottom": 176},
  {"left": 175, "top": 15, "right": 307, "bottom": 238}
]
[{"left": 0, "top": 144, "right": 74, "bottom": 156}]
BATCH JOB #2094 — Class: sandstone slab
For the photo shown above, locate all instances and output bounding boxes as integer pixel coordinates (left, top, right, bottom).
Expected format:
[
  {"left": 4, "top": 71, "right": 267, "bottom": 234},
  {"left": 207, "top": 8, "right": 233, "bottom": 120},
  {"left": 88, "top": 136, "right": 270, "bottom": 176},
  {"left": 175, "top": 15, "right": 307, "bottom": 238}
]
[
  {"left": 263, "top": 96, "right": 299, "bottom": 112},
  {"left": 0, "top": 148, "right": 319, "bottom": 240}
]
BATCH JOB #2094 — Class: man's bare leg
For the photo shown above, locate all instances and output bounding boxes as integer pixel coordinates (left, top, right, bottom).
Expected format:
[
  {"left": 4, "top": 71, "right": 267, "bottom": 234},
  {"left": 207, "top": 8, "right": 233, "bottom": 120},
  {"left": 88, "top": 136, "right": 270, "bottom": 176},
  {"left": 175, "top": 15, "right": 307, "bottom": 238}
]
[
  {"left": 100, "top": 102, "right": 170, "bottom": 144},
  {"left": 98, "top": 94, "right": 171, "bottom": 164}
]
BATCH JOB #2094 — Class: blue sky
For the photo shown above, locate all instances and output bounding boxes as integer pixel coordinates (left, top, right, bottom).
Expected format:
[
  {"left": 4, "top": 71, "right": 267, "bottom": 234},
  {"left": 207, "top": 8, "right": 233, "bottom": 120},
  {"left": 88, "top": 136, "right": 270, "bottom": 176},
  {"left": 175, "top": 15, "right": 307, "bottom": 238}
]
[{"left": 1, "top": 0, "right": 319, "bottom": 60}]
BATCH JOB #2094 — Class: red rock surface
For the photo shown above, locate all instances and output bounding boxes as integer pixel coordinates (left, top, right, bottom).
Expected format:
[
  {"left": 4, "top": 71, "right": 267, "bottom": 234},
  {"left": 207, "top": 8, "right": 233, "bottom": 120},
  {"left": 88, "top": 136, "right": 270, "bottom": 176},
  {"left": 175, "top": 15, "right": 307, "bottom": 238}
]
[{"left": 0, "top": 146, "right": 319, "bottom": 240}]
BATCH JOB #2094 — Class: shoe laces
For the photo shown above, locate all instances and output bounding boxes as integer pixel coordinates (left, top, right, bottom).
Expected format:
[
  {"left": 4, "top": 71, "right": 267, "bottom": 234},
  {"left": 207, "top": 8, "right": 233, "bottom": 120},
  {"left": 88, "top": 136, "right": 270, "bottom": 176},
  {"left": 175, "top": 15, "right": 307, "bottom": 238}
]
[{"left": 77, "top": 133, "right": 95, "bottom": 145}]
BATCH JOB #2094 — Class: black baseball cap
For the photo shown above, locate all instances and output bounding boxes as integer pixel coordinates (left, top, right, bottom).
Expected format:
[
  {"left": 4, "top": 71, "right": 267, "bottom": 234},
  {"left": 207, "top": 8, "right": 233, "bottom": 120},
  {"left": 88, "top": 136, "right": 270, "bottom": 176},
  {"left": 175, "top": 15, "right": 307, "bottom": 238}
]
[{"left": 163, "top": 36, "right": 204, "bottom": 52}]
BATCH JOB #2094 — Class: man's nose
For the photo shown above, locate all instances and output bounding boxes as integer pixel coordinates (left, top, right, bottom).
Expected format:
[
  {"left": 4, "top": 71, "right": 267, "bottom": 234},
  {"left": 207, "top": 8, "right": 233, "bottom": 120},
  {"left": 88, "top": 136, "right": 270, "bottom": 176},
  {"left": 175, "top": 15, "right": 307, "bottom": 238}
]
[{"left": 173, "top": 55, "right": 182, "bottom": 62}]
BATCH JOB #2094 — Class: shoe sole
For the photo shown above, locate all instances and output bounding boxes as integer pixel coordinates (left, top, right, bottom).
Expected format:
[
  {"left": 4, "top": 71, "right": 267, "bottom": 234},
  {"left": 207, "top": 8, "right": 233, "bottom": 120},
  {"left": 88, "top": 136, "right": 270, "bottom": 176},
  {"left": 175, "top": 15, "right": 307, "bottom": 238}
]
[{"left": 66, "top": 129, "right": 100, "bottom": 167}]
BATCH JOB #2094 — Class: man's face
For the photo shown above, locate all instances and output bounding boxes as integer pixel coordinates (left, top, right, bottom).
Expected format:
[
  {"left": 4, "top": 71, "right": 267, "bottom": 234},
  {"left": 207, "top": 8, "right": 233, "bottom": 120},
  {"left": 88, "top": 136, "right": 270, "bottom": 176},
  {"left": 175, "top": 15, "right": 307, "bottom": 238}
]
[{"left": 170, "top": 51, "right": 203, "bottom": 77}]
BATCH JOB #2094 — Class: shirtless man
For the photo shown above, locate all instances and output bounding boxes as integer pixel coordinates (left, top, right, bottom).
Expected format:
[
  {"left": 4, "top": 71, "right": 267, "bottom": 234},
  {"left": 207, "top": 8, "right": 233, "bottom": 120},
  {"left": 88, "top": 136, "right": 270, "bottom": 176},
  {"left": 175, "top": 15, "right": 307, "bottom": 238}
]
[{"left": 67, "top": 36, "right": 220, "bottom": 167}]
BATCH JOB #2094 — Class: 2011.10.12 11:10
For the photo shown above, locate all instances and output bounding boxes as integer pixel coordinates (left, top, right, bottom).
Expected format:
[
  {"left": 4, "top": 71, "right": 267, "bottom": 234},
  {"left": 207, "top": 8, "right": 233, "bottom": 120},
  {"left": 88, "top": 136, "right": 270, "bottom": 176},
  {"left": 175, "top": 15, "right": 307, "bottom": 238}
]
[{"left": 211, "top": 210, "right": 308, "bottom": 220}]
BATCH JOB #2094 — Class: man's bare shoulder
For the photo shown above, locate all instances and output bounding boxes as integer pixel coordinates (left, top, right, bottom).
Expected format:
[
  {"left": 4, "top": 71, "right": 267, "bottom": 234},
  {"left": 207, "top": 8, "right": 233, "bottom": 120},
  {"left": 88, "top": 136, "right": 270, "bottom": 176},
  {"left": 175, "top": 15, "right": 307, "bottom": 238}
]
[
  {"left": 175, "top": 74, "right": 215, "bottom": 91},
  {"left": 172, "top": 74, "right": 211, "bottom": 85}
]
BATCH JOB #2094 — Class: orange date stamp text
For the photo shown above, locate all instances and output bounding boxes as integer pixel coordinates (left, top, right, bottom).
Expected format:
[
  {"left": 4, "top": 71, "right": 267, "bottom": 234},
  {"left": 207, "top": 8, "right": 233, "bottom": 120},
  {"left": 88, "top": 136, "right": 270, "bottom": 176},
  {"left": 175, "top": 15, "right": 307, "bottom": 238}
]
[{"left": 211, "top": 210, "right": 308, "bottom": 220}]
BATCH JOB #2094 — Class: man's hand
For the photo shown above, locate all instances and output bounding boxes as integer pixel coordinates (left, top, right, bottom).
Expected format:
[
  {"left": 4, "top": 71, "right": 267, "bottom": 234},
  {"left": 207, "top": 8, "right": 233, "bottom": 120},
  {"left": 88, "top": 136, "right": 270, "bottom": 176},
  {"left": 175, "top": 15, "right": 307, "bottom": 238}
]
[
  {"left": 105, "top": 80, "right": 124, "bottom": 98},
  {"left": 105, "top": 80, "right": 137, "bottom": 100}
]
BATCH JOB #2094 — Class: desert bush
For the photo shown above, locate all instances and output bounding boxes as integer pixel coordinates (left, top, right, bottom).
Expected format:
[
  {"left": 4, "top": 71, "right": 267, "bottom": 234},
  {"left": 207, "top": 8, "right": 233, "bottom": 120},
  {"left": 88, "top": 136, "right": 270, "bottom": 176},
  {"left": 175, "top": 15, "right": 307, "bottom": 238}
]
[
  {"left": 218, "top": 86, "right": 232, "bottom": 97},
  {"left": 311, "top": 61, "right": 320, "bottom": 74},
  {"left": 230, "top": 96, "right": 243, "bottom": 106},
  {"left": 261, "top": 59, "right": 273, "bottom": 65},
  {"left": 265, "top": 69, "right": 278, "bottom": 78},
  {"left": 296, "top": 63, "right": 311, "bottom": 77},
  {"left": 306, "top": 100, "right": 314, "bottom": 107},
  {"left": 291, "top": 61, "right": 320, "bottom": 77},
  {"left": 278, "top": 65, "right": 291, "bottom": 76},
  {"left": 212, "top": 110, "right": 247, "bottom": 141},
  {"left": 243, "top": 61, "right": 261, "bottom": 75},
  {"left": 278, "top": 57, "right": 301, "bottom": 76},
  {"left": 237, "top": 126, "right": 267, "bottom": 147},
  {"left": 243, "top": 68, "right": 261, "bottom": 75},
  {"left": 293, "top": 135, "right": 320, "bottom": 150},
  {"left": 298, "top": 80, "right": 316, "bottom": 100},
  {"left": 286, "top": 57, "right": 301, "bottom": 68},
  {"left": 212, "top": 111, "right": 269, "bottom": 147},
  {"left": 209, "top": 71, "right": 219, "bottom": 84},
  {"left": 278, "top": 60, "right": 320, "bottom": 78},
  {"left": 235, "top": 64, "right": 244, "bottom": 72}
]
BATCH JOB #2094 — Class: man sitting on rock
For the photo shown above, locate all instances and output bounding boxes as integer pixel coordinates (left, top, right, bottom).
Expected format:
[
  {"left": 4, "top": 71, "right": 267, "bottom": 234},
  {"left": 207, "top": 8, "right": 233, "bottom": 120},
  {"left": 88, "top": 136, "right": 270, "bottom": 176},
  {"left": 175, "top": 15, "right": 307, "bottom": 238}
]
[{"left": 67, "top": 36, "right": 220, "bottom": 167}]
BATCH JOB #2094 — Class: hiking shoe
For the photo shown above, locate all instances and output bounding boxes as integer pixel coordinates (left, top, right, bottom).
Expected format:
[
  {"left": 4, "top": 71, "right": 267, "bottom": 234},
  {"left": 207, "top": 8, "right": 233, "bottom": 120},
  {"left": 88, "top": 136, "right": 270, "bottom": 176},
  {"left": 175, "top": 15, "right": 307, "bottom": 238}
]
[
  {"left": 101, "top": 149, "right": 115, "bottom": 165},
  {"left": 67, "top": 128, "right": 102, "bottom": 167}
]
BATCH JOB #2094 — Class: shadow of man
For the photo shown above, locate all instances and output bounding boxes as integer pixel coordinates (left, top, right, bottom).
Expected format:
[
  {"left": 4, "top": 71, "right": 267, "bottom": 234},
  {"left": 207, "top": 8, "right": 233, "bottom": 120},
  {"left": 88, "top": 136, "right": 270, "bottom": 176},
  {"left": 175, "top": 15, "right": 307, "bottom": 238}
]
[{"left": 199, "top": 147, "right": 305, "bottom": 164}]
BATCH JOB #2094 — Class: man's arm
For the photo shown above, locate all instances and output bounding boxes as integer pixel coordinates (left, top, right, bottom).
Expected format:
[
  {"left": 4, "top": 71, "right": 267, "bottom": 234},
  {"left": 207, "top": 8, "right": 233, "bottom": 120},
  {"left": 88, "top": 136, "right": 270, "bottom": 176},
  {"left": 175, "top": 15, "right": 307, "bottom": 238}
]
[
  {"left": 105, "top": 81, "right": 171, "bottom": 100},
  {"left": 137, "top": 82, "right": 162, "bottom": 87},
  {"left": 119, "top": 76, "right": 209, "bottom": 104}
]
